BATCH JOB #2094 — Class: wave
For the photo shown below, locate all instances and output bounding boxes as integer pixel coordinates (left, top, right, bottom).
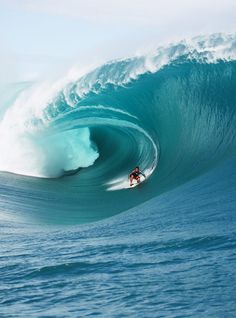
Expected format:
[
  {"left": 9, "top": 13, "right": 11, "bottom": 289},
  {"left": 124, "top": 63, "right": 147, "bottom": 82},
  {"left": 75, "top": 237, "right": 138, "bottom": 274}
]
[{"left": 0, "top": 33, "right": 235, "bottom": 195}]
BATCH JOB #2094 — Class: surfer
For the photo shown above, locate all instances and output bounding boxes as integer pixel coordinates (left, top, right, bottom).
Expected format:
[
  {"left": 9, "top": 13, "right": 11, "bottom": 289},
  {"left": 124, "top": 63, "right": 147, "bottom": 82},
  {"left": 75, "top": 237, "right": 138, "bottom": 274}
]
[{"left": 129, "top": 166, "right": 146, "bottom": 186}]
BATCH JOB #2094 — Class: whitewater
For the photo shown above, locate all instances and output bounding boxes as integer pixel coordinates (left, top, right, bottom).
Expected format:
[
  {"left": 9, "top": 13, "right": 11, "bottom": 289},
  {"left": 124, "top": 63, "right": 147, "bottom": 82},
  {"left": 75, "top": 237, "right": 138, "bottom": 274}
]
[{"left": 0, "top": 33, "right": 236, "bottom": 317}]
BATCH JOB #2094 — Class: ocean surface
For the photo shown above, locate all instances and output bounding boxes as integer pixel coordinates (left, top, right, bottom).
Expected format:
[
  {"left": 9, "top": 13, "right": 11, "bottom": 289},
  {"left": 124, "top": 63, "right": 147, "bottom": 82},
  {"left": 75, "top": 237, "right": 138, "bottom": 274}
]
[{"left": 0, "top": 33, "right": 236, "bottom": 317}]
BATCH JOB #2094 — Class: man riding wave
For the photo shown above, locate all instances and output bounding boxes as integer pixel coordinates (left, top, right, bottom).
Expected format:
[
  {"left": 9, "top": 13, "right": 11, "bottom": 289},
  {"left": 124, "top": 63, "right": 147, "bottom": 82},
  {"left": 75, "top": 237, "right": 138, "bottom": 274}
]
[{"left": 129, "top": 166, "right": 146, "bottom": 186}]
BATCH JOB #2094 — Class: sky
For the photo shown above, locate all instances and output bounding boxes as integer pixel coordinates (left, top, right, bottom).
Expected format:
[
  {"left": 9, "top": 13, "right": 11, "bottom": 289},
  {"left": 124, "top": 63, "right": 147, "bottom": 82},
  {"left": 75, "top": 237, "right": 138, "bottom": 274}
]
[{"left": 0, "top": 0, "right": 235, "bottom": 81}]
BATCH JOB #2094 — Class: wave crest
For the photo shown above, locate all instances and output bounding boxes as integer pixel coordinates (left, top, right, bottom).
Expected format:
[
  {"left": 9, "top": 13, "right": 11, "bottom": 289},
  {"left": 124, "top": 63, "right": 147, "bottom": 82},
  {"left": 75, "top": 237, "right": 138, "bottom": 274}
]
[{"left": 0, "top": 33, "right": 235, "bottom": 193}]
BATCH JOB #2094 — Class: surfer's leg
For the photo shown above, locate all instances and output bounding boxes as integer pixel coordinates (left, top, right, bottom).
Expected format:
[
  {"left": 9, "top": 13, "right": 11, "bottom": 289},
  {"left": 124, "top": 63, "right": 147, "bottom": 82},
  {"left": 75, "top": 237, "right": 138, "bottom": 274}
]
[
  {"left": 136, "top": 176, "right": 140, "bottom": 183},
  {"left": 130, "top": 175, "right": 134, "bottom": 186}
]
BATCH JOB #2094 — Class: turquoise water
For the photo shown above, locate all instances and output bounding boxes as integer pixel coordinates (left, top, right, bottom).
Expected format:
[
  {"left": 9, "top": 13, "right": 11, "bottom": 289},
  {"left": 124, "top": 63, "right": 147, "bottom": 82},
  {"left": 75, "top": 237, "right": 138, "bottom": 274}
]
[{"left": 0, "top": 34, "right": 236, "bottom": 317}]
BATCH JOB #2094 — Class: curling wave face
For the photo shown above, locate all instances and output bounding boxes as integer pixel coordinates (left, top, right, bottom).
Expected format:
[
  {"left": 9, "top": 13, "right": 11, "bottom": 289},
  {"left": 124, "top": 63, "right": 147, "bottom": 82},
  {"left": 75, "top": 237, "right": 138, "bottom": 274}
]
[{"left": 0, "top": 33, "right": 236, "bottom": 223}]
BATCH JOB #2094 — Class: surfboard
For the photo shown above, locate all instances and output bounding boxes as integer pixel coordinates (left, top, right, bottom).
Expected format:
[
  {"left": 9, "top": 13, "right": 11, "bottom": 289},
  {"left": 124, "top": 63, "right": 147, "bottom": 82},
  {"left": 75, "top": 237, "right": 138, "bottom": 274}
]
[{"left": 129, "top": 175, "right": 146, "bottom": 188}]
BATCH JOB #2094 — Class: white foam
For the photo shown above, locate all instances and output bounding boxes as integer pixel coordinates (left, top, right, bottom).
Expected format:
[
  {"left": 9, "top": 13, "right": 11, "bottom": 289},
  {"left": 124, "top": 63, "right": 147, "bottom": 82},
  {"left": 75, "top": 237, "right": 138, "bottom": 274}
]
[{"left": 73, "top": 33, "right": 236, "bottom": 98}]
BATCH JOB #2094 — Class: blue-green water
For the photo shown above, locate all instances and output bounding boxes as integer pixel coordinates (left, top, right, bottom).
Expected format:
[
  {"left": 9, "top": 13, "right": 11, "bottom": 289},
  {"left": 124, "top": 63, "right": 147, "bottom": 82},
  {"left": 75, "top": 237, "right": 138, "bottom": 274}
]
[{"left": 0, "top": 34, "right": 236, "bottom": 317}]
